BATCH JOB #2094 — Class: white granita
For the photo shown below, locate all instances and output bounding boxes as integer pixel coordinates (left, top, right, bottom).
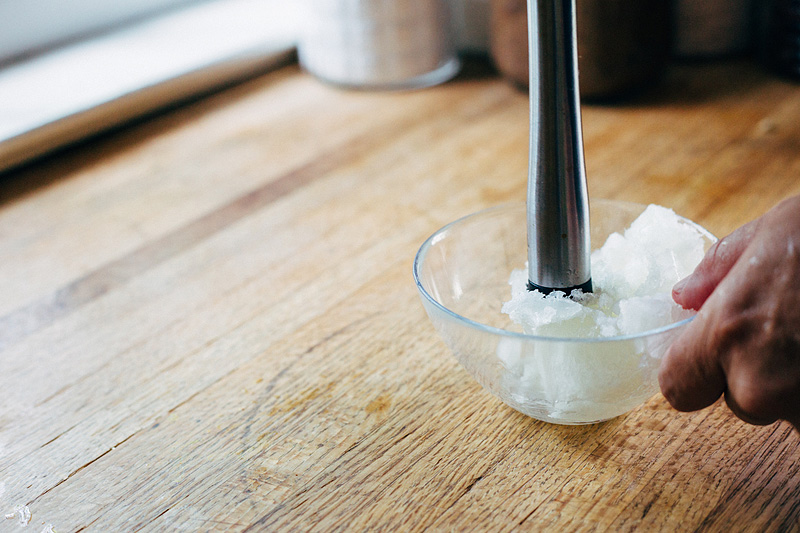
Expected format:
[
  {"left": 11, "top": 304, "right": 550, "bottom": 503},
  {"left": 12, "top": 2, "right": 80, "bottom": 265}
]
[
  {"left": 497, "top": 204, "right": 708, "bottom": 423},
  {"left": 502, "top": 204, "right": 705, "bottom": 338}
]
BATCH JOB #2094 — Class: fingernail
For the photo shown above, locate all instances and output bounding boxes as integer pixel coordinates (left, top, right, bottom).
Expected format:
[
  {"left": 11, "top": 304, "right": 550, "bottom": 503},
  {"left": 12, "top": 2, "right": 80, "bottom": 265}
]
[{"left": 672, "top": 277, "right": 689, "bottom": 296}]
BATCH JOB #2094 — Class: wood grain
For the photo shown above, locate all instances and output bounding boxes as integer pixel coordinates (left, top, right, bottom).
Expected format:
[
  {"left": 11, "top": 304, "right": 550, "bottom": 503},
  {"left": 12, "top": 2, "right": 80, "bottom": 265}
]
[{"left": 1, "top": 59, "right": 799, "bottom": 532}]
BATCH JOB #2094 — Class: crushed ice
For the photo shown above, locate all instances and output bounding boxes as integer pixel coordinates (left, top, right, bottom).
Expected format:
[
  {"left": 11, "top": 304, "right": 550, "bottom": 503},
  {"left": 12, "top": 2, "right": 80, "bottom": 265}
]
[
  {"left": 503, "top": 205, "right": 705, "bottom": 338},
  {"left": 498, "top": 205, "right": 709, "bottom": 423},
  {"left": 4, "top": 504, "right": 31, "bottom": 526}
]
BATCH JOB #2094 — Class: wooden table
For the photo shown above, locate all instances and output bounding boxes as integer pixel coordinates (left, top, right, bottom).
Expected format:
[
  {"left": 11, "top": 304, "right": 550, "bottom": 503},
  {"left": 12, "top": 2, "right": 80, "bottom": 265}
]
[{"left": 2, "top": 58, "right": 799, "bottom": 531}]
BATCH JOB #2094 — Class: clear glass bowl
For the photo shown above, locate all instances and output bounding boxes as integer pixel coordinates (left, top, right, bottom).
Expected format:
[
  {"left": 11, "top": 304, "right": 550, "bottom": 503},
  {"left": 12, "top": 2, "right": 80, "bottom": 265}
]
[{"left": 413, "top": 199, "right": 716, "bottom": 425}]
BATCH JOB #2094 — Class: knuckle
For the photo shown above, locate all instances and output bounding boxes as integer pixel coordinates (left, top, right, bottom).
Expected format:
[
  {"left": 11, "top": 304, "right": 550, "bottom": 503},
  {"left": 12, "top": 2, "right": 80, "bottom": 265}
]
[
  {"left": 661, "top": 385, "right": 693, "bottom": 412},
  {"left": 709, "top": 310, "right": 751, "bottom": 355},
  {"left": 725, "top": 382, "right": 777, "bottom": 425},
  {"left": 705, "top": 238, "right": 726, "bottom": 267}
]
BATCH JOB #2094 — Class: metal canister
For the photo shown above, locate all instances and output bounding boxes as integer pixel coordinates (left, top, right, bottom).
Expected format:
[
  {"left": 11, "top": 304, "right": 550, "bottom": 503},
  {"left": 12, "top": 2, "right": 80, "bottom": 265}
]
[{"left": 298, "top": 0, "right": 461, "bottom": 90}]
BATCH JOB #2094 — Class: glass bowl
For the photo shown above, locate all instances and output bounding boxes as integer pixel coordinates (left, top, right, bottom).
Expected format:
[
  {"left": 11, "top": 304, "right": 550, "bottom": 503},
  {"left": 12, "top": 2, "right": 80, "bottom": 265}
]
[{"left": 413, "top": 199, "right": 716, "bottom": 425}]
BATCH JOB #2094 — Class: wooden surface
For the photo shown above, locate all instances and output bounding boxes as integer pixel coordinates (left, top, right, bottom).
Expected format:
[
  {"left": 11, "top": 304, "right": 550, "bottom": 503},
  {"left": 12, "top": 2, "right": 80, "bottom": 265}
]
[{"left": 1, "top": 58, "right": 800, "bottom": 531}]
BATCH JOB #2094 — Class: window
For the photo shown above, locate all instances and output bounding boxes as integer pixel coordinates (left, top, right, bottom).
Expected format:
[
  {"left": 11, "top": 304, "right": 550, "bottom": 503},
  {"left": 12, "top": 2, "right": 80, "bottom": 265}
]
[
  {"left": 0, "top": 0, "right": 201, "bottom": 65},
  {"left": 0, "top": 0, "right": 299, "bottom": 172}
]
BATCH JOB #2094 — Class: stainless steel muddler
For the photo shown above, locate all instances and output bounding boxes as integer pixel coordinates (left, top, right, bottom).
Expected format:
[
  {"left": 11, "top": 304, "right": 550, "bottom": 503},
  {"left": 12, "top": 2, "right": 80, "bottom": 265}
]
[{"left": 526, "top": 0, "right": 592, "bottom": 294}]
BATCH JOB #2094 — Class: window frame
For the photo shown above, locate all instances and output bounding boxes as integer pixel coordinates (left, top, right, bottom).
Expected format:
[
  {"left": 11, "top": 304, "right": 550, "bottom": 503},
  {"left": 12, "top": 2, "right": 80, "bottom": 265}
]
[{"left": 0, "top": 0, "right": 204, "bottom": 65}]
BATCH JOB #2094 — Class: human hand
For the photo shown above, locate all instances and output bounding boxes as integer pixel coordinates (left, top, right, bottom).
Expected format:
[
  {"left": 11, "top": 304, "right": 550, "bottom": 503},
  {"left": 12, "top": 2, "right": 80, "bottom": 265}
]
[{"left": 658, "top": 195, "right": 800, "bottom": 431}]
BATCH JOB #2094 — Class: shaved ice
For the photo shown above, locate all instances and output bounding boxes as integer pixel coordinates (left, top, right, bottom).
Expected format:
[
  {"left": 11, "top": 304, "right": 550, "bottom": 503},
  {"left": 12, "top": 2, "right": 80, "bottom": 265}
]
[
  {"left": 503, "top": 204, "right": 705, "bottom": 337},
  {"left": 497, "top": 204, "right": 709, "bottom": 423}
]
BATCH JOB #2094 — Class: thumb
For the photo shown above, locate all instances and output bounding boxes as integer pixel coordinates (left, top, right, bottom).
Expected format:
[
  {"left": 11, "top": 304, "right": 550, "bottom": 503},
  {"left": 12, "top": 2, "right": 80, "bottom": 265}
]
[
  {"left": 659, "top": 307, "right": 726, "bottom": 412},
  {"left": 673, "top": 218, "right": 759, "bottom": 310}
]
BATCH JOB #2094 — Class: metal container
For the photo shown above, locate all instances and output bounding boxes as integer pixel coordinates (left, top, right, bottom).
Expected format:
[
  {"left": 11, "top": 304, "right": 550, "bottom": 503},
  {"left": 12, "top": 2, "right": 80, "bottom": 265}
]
[{"left": 298, "top": 0, "right": 460, "bottom": 90}]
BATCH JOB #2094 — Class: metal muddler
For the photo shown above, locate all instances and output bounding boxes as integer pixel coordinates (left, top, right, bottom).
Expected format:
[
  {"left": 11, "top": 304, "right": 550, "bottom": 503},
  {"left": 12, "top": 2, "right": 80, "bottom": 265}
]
[{"left": 526, "top": 0, "right": 592, "bottom": 294}]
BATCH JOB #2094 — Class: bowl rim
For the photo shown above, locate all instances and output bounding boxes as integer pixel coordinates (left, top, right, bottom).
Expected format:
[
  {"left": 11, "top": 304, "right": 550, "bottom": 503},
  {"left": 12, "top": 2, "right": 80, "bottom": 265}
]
[{"left": 412, "top": 199, "right": 718, "bottom": 344}]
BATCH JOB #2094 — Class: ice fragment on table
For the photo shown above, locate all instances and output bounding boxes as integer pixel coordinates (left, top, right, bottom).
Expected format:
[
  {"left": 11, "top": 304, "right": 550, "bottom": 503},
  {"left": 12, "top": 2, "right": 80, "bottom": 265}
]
[{"left": 4, "top": 504, "right": 31, "bottom": 526}]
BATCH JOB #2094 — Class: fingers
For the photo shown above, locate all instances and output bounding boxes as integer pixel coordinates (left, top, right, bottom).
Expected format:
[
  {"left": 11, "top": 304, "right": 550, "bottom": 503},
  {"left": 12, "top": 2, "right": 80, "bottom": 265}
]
[
  {"left": 659, "top": 307, "right": 727, "bottom": 412},
  {"left": 663, "top": 196, "right": 800, "bottom": 430},
  {"left": 724, "top": 390, "right": 778, "bottom": 427},
  {"left": 672, "top": 218, "right": 760, "bottom": 310}
]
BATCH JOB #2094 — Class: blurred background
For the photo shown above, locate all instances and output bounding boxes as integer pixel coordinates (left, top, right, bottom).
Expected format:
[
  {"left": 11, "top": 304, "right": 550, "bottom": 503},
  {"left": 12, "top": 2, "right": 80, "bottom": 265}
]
[{"left": 0, "top": 0, "right": 796, "bottom": 173}]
